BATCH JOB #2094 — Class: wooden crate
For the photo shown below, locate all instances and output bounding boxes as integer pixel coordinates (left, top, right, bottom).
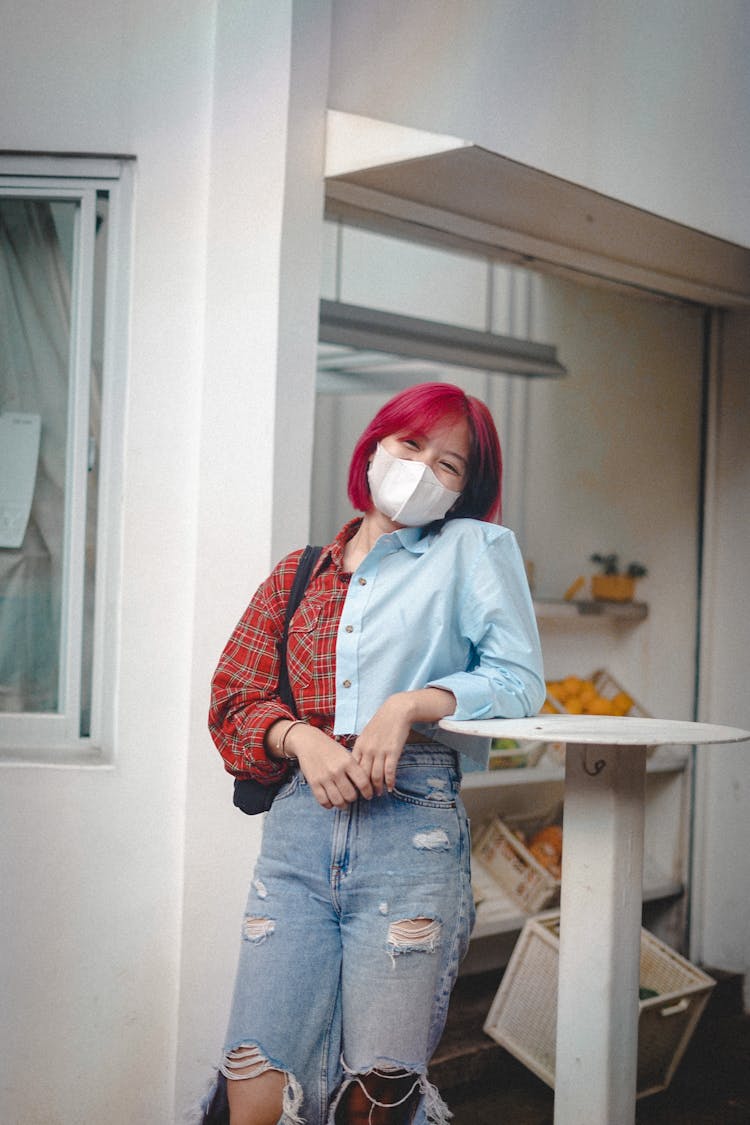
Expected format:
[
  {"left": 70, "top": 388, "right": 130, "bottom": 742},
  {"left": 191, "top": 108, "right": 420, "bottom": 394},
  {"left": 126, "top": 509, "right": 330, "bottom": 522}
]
[
  {"left": 472, "top": 812, "right": 561, "bottom": 915},
  {"left": 484, "top": 911, "right": 715, "bottom": 1099}
]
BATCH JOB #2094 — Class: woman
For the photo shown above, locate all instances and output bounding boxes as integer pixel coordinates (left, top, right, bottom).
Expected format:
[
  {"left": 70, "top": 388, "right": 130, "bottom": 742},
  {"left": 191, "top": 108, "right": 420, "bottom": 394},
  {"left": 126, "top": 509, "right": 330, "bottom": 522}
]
[{"left": 204, "top": 382, "right": 544, "bottom": 1125}]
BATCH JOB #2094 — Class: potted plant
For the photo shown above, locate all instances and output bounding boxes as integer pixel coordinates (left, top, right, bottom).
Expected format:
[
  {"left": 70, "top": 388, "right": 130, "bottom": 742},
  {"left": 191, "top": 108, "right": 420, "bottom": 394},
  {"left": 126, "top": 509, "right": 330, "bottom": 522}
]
[{"left": 589, "top": 553, "right": 647, "bottom": 603}]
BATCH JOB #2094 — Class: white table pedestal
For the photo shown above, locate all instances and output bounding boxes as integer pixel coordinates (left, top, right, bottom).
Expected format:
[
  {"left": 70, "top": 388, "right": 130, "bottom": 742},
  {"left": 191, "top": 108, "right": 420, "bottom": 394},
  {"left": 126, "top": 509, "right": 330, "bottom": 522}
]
[
  {"left": 439, "top": 714, "right": 749, "bottom": 1125},
  {"left": 555, "top": 741, "right": 646, "bottom": 1123}
]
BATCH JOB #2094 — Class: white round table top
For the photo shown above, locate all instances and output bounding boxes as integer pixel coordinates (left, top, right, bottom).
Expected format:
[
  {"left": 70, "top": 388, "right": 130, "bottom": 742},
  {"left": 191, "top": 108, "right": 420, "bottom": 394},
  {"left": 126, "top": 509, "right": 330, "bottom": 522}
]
[{"left": 440, "top": 713, "right": 750, "bottom": 747}]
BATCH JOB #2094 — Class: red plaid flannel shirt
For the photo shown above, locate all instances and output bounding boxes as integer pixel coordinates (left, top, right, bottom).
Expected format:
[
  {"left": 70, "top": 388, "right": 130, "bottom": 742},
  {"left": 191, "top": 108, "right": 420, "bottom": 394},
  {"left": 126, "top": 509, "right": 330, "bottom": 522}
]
[{"left": 208, "top": 520, "right": 360, "bottom": 781}]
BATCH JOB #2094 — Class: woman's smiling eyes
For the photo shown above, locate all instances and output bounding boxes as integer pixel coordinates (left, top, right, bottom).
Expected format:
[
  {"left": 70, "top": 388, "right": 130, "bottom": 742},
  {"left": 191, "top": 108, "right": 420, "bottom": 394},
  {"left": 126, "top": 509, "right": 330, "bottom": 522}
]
[{"left": 397, "top": 436, "right": 463, "bottom": 478}]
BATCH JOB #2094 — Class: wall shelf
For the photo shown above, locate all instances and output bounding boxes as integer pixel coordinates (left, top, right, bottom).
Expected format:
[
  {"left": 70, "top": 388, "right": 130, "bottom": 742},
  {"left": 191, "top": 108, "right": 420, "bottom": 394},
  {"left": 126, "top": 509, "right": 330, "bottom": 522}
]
[
  {"left": 533, "top": 597, "right": 648, "bottom": 622},
  {"left": 470, "top": 877, "right": 685, "bottom": 942},
  {"left": 462, "top": 747, "right": 689, "bottom": 791}
]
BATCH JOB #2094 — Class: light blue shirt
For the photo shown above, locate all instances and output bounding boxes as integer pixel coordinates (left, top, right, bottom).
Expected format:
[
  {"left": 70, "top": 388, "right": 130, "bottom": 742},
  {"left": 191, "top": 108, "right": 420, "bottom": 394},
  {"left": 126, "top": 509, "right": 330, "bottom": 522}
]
[{"left": 333, "top": 518, "right": 545, "bottom": 766}]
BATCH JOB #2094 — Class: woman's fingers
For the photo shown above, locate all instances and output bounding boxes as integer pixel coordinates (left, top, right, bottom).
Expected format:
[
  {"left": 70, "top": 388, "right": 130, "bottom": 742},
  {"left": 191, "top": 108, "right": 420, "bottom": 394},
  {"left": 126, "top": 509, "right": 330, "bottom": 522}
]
[
  {"left": 312, "top": 767, "right": 370, "bottom": 809},
  {"left": 326, "top": 755, "right": 374, "bottom": 804},
  {"left": 348, "top": 758, "right": 375, "bottom": 801},
  {"left": 353, "top": 694, "right": 413, "bottom": 793},
  {"left": 296, "top": 732, "right": 374, "bottom": 808},
  {"left": 352, "top": 742, "right": 384, "bottom": 795},
  {"left": 383, "top": 750, "right": 401, "bottom": 794},
  {"left": 354, "top": 731, "right": 407, "bottom": 794}
]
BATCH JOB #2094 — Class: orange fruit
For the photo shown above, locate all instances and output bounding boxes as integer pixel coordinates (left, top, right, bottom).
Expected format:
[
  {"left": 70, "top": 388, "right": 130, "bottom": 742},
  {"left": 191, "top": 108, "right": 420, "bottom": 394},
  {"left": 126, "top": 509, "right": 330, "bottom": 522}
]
[
  {"left": 579, "top": 682, "right": 597, "bottom": 706},
  {"left": 529, "top": 825, "right": 563, "bottom": 877},
  {"left": 562, "top": 675, "right": 583, "bottom": 695},
  {"left": 612, "top": 691, "right": 634, "bottom": 715}
]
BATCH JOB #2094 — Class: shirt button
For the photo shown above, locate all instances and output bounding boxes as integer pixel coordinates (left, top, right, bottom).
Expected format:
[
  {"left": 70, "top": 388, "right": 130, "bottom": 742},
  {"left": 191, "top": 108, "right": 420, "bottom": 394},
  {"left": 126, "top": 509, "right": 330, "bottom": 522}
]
[
  {"left": 345, "top": 625, "right": 353, "bottom": 633},
  {"left": 342, "top": 679, "right": 352, "bottom": 688},
  {"left": 358, "top": 577, "right": 367, "bottom": 586}
]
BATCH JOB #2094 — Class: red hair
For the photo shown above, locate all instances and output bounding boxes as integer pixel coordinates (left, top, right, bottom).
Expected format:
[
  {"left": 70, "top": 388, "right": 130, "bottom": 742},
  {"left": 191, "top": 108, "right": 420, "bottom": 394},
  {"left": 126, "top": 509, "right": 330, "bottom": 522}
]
[{"left": 348, "top": 383, "right": 503, "bottom": 523}]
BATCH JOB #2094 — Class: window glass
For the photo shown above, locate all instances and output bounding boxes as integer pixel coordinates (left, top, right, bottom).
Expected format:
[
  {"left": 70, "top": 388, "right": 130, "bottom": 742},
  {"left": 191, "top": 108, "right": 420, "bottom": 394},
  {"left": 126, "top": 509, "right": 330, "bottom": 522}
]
[{"left": 0, "top": 192, "right": 106, "bottom": 733}]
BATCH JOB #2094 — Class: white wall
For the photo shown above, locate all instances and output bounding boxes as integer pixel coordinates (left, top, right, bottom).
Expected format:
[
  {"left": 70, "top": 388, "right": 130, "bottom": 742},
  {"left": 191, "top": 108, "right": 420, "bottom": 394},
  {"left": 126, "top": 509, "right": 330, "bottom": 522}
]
[
  {"left": 692, "top": 309, "right": 750, "bottom": 1004},
  {"left": 0, "top": 2, "right": 330, "bottom": 1122},
  {"left": 524, "top": 276, "right": 704, "bottom": 721},
  {"left": 329, "top": 0, "right": 750, "bottom": 247},
  {"left": 1, "top": 4, "right": 215, "bottom": 1121},
  {"left": 175, "top": 2, "right": 331, "bottom": 1118}
]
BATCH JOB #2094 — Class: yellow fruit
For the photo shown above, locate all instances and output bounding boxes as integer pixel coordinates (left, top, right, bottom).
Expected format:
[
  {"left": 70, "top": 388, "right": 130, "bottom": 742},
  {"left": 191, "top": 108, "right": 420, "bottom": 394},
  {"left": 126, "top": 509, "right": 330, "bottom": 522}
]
[
  {"left": 562, "top": 675, "right": 583, "bottom": 696},
  {"left": 579, "top": 683, "right": 597, "bottom": 706},
  {"left": 612, "top": 691, "right": 634, "bottom": 715}
]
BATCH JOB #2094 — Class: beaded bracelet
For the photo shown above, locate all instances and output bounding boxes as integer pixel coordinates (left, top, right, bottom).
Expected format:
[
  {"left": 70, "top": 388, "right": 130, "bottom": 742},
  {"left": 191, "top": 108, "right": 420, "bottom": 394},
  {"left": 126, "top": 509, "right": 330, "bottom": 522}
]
[{"left": 278, "top": 719, "right": 305, "bottom": 760}]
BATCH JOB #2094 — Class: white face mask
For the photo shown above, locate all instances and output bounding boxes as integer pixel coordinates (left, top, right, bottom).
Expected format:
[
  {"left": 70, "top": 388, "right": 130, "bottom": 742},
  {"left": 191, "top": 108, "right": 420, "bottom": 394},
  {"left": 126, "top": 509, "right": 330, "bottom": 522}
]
[{"left": 367, "top": 443, "right": 462, "bottom": 526}]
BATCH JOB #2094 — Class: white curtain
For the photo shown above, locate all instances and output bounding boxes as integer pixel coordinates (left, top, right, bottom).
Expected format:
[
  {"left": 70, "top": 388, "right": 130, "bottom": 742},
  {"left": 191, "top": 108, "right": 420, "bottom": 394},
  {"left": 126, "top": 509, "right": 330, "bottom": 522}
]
[{"left": 0, "top": 199, "right": 84, "bottom": 712}]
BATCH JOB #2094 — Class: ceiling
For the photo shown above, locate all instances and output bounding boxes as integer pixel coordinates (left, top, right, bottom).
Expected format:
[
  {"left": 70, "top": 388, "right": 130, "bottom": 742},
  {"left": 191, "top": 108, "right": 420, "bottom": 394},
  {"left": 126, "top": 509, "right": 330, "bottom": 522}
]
[{"left": 325, "top": 145, "right": 750, "bottom": 309}]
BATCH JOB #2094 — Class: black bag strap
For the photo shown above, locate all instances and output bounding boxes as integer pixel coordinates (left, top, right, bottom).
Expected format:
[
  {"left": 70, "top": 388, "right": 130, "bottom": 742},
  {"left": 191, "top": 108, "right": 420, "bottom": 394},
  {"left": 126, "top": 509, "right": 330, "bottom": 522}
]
[
  {"left": 232, "top": 544, "right": 322, "bottom": 816},
  {"left": 277, "top": 545, "right": 322, "bottom": 717}
]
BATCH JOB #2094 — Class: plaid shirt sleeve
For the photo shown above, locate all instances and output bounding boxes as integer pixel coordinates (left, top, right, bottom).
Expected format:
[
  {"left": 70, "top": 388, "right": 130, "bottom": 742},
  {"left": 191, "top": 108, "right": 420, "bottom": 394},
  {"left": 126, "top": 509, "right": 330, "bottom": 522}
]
[
  {"left": 209, "top": 522, "right": 356, "bottom": 781},
  {"left": 208, "top": 549, "right": 305, "bottom": 782}
]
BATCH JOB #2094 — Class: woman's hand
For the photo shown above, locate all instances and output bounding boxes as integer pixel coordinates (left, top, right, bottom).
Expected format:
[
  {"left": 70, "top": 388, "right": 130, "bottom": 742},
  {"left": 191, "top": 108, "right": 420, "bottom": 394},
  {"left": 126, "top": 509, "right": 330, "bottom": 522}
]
[
  {"left": 352, "top": 688, "right": 457, "bottom": 796},
  {"left": 271, "top": 721, "right": 374, "bottom": 810},
  {"left": 351, "top": 694, "right": 414, "bottom": 796}
]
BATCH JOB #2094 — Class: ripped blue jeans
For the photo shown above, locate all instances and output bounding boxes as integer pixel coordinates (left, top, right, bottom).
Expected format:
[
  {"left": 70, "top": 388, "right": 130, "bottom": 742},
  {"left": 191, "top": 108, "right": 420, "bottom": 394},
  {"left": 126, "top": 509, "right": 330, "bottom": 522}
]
[{"left": 216, "top": 746, "right": 474, "bottom": 1125}]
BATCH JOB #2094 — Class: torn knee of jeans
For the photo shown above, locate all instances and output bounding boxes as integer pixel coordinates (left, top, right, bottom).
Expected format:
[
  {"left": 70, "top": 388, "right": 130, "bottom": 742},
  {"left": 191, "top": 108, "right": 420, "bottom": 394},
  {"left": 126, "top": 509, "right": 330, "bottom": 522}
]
[
  {"left": 243, "top": 915, "right": 275, "bottom": 943},
  {"left": 332, "top": 1061, "right": 450, "bottom": 1125},
  {"left": 411, "top": 828, "right": 450, "bottom": 851},
  {"left": 223, "top": 1043, "right": 271, "bottom": 1081},
  {"left": 386, "top": 917, "right": 441, "bottom": 964},
  {"left": 221, "top": 1043, "right": 304, "bottom": 1125}
]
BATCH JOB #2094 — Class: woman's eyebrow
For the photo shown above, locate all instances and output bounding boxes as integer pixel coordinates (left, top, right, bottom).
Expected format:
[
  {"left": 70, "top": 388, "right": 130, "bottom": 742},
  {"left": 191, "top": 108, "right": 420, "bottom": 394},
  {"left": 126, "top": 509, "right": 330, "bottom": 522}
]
[{"left": 443, "top": 449, "right": 468, "bottom": 467}]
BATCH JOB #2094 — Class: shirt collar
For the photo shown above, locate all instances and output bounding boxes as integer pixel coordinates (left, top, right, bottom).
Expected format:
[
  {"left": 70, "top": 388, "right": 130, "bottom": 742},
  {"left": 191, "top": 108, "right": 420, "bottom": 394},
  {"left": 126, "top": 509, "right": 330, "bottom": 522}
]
[
  {"left": 392, "top": 525, "right": 432, "bottom": 554},
  {"left": 321, "top": 518, "right": 434, "bottom": 572}
]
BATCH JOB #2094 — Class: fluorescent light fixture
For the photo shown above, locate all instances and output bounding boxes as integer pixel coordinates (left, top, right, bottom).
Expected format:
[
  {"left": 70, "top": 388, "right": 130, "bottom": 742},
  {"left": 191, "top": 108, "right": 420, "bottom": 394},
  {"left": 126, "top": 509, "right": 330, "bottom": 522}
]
[{"left": 317, "top": 299, "right": 567, "bottom": 394}]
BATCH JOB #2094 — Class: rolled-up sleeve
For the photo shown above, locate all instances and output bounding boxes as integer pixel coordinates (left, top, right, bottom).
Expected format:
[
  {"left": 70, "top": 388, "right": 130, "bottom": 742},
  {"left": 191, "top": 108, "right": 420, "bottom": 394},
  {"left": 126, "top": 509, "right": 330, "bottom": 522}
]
[
  {"left": 428, "top": 530, "right": 545, "bottom": 720},
  {"left": 208, "top": 555, "right": 301, "bottom": 781}
]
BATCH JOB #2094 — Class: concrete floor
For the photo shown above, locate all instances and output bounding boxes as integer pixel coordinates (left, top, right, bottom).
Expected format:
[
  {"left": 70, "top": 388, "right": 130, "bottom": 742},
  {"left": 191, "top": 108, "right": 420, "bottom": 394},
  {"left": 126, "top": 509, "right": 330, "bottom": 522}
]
[{"left": 430, "top": 969, "right": 750, "bottom": 1124}]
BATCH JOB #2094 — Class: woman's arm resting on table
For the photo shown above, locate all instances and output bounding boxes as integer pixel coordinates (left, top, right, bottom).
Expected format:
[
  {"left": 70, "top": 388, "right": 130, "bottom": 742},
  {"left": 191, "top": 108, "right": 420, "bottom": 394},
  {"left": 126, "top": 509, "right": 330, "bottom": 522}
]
[{"left": 428, "top": 529, "right": 545, "bottom": 722}]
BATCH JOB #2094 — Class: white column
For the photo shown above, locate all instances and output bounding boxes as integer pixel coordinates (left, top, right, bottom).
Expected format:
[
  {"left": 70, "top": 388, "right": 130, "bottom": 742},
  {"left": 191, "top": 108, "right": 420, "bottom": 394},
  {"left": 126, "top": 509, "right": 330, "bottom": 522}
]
[
  {"left": 272, "top": 0, "right": 333, "bottom": 560},
  {"left": 176, "top": 1, "right": 332, "bottom": 1117},
  {"left": 554, "top": 742, "right": 647, "bottom": 1124}
]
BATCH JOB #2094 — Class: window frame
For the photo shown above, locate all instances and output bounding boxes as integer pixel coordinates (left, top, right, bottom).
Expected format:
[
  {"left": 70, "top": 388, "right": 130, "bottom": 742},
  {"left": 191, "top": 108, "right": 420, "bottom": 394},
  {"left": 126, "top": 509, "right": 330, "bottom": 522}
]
[{"left": 0, "top": 155, "right": 133, "bottom": 759}]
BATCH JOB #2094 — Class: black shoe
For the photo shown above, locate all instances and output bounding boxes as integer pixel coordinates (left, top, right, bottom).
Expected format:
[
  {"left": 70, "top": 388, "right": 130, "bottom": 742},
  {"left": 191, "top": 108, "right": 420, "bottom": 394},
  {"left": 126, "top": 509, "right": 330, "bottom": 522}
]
[{"left": 201, "top": 1072, "right": 229, "bottom": 1124}]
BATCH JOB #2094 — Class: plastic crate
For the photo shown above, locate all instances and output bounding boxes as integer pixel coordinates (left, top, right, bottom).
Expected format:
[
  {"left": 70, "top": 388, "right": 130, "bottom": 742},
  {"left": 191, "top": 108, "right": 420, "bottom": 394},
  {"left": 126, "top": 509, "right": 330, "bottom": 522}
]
[
  {"left": 472, "top": 812, "right": 561, "bottom": 915},
  {"left": 488, "top": 738, "right": 546, "bottom": 770},
  {"left": 484, "top": 911, "right": 716, "bottom": 1099}
]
